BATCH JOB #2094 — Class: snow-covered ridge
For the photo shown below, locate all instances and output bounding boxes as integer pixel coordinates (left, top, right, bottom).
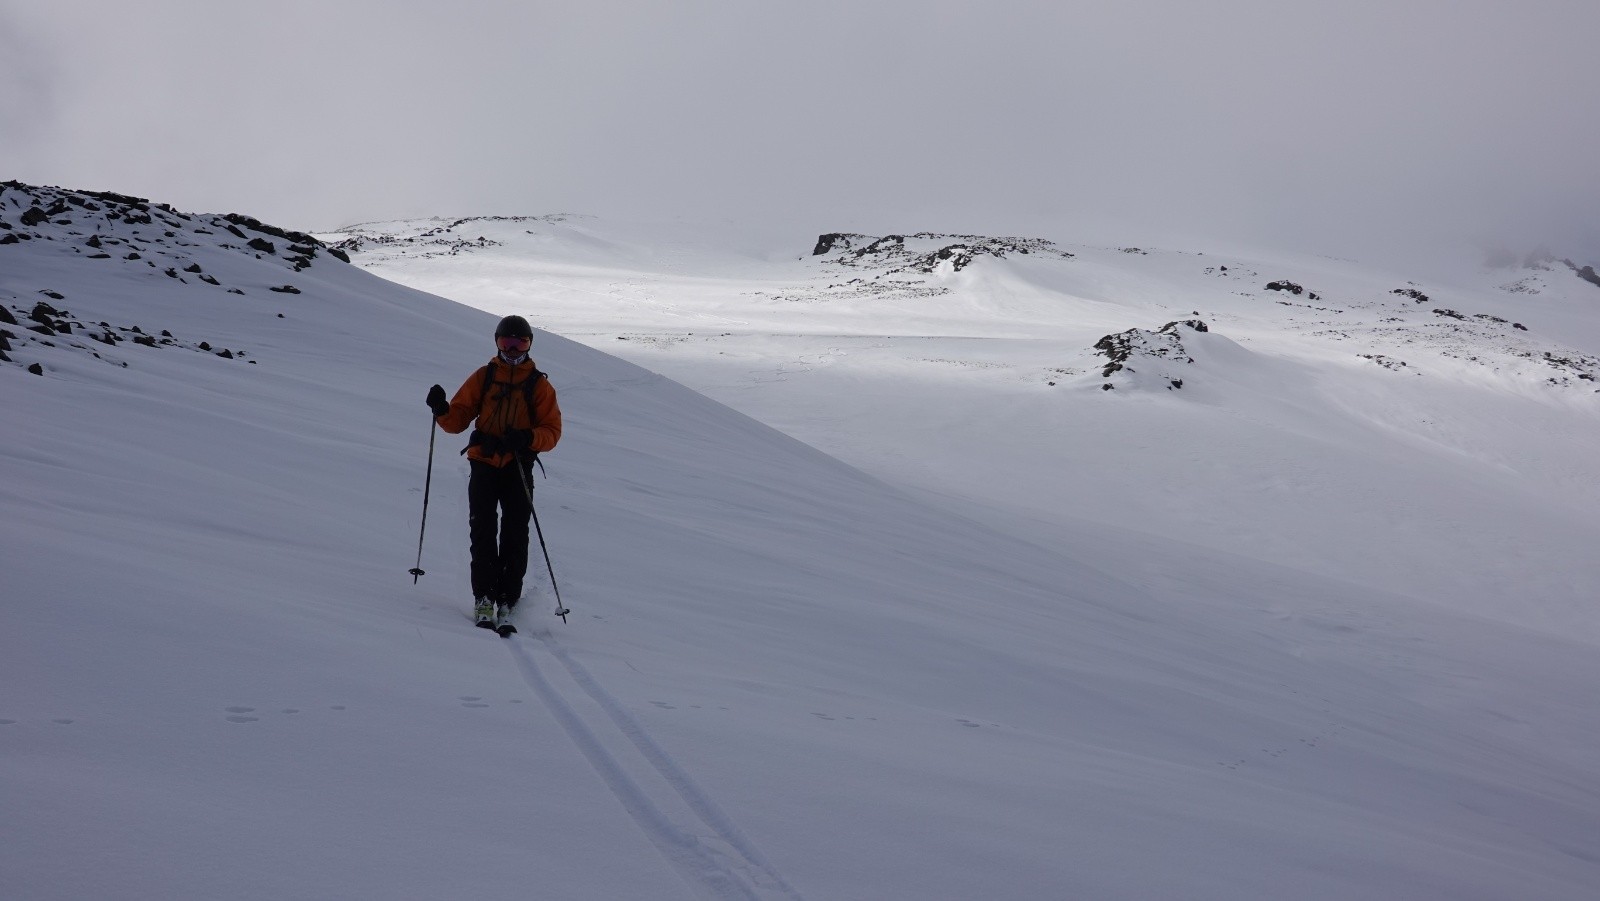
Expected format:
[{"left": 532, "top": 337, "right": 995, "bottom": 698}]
[
  {"left": 1, "top": 181, "right": 350, "bottom": 373},
  {"left": 328, "top": 212, "right": 1600, "bottom": 396}
]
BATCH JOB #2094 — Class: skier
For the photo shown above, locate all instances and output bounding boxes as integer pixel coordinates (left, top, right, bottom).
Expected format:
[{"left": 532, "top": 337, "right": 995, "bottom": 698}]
[{"left": 426, "top": 315, "right": 562, "bottom": 629}]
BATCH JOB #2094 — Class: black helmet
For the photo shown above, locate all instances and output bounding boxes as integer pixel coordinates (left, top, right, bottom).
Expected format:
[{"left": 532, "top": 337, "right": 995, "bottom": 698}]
[{"left": 494, "top": 315, "right": 533, "bottom": 339}]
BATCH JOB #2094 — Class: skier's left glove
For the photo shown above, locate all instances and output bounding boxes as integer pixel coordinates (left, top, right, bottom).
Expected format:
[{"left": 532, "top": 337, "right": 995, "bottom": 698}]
[{"left": 507, "top": 428, "right": 534, "bottom": 456}]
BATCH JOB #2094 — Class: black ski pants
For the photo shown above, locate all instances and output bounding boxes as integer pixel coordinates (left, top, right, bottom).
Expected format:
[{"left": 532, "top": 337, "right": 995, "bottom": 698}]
[{"left": 467, "top": 458, "right": 533, "bottom": 605}]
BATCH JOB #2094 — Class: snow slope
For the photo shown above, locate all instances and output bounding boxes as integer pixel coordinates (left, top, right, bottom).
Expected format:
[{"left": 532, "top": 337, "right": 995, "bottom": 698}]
[
  {"left": 5, "top": 185, "right": 1600, "bottom": 900},
  {"left": 332, "top": 215, "right": 1600, "bottom": 643}
]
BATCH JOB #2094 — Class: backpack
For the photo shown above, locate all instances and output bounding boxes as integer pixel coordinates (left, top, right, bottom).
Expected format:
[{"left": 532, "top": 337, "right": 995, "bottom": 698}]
[{"left": 462, "top": 359, "right": 547, "bottom": 470}]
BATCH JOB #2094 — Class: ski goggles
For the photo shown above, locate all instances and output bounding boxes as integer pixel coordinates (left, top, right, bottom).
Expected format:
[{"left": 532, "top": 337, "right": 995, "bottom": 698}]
[{"left": 496, "top": 334, "right": 531, "bottom": 351}]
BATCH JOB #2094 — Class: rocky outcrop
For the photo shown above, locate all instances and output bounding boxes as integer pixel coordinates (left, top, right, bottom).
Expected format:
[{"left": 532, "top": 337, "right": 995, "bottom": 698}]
[{"left": 1092, "top": 319, "right": 1209, "bottom": 391}]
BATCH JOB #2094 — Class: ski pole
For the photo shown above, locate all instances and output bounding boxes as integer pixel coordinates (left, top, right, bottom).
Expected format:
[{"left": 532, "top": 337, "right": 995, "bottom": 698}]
[
  {"left": 409, "top": 418, "right": 438, "bottom": 584},
  {"left": 517, "top": 456, "right": 570, "bottom": 623}
]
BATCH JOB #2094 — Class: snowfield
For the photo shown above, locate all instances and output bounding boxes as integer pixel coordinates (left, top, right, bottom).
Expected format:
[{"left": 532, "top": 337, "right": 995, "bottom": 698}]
[{"left": 5, "top": 184, "right": 1600, "bottom": 900}]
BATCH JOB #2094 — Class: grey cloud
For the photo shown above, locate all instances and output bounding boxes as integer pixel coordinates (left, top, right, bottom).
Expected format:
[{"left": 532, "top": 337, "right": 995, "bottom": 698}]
[{"left": 5, "top": 0, "right": 1597, "bottom": 267}]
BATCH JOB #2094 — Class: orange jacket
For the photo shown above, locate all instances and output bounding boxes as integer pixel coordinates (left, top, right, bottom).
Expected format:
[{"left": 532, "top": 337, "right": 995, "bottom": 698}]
[{"left": 435, "top": 357, "right": 562, "bottom": 467}]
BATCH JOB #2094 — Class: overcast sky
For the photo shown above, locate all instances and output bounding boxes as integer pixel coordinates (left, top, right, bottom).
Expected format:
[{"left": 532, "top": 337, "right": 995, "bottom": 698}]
[{"left": 4, "top": 0, "right": 1597, "bottom": 266}]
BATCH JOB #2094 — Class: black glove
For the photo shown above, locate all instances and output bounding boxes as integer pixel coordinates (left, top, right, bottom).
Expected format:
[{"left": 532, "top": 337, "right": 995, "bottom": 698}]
[
  {"left": 426, "top": 384, "right": 449, "bottom": 418},
  {"left": 506, "top": 428, "right": 533, "bottom": 456}
]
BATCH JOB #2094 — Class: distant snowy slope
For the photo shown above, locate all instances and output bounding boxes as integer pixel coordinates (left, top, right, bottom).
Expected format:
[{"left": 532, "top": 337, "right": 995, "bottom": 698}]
[
  {"left": 5, "top": 185, "right": 1600, "bottom": 900},
  {"left": 332, "top": 214, "right": 1600, "bottom": 642}
]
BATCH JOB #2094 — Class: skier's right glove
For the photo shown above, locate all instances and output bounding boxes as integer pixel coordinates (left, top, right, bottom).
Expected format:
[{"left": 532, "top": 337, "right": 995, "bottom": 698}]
[{"left": 426, "top": 384, "right": 449, "bottom": 418}]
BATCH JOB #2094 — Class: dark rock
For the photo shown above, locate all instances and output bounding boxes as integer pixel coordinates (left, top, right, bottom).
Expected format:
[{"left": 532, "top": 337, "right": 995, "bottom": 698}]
[
  {"left": 1392, "top": 288, "right": 1429, "bottom": 303},
  {"left": 1266, "top": 280, "right": 1304, "bottom": 295},
  {"left": 813, "top": 233, "right": 852, "bottom": 255},
  {"left": 222, "top": 213, "right": 322, "bottom": 248},
  {"left": 27, "top": 323, "right": 56, "bottom": 336},
  {"left": 184, "top": 263, "right": 203, "bottom": 273},
  {"left": 226, "top": 224, "right": 248, "bottom": 239},
  {"left": 38, "top": 290, "right": 65, "bottom": 301},
  {"left": 269, "top": 285, "right": 301, "bottom": 294},
  {"left": 81, "top": 187, "right": 150, "bottom": 207},
  {"left": 1514, "top": 323, "right": 1528, "bottom": 331},
  {"left": 30, "top": 301, "right": 60, "bottom": 320},
  {"left": 0, "top": 306, "right": 15, "bottom": 325},
  {"left": 28, "top": 363, "right": 43, "bottom": 375},
  {"left": 132, "top": 334, "right": 157, "bottom": 347},
  {"left": 327, "top": 247, "right": 350, "bottom": 263},
  {"left": 86, "top": 234, "right": 102, "bottom": 248},
  {"left": 87, "top": 253, "right": 111, "bottom": 259},
  {"left": 126, "top": 253, "right": 141, "bottom": 260},
  {"left": 1432, "top": 308, "right": 1467, "bottom": 320},
  {"left": 21, "top": 207, "right": 49, "bottom": 227},
  {"left": 248, "top": 237, "right": 276, "bottom": 254},
  {"left": 199, "top": 274, "right": 220, "bottom": 286},
  {"left": 0, "top": 234, "right": 18, "bottom": 245},
  {"left": 216, "top": 349, "right": 234, "bottom": 359}
]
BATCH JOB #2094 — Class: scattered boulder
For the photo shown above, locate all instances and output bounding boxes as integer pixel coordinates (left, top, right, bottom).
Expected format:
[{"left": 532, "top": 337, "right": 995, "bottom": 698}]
[
  {"left": 269, "top": 285, "right": 301, "bottom": 294},
  {"left": 1266, "top": 280, "right": 1304, "bottom": 295},
  {"left": 247, "top": 237, "right": 276, "bottom": 254},
  {"left": 20, "top": 206, "right": 49, "bottom": 227},
  {"left": 1392, "top": 288, "right": 1429, "bottom": 303}
]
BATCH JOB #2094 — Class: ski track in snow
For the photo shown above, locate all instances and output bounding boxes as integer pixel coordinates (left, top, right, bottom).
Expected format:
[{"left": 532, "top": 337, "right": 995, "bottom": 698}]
[{"left": 507, "top": 629, "right": 803, "bottom": 901}]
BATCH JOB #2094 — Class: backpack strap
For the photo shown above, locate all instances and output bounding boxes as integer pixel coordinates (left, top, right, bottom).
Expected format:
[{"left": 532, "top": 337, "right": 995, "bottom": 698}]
[{"left": 462, "top": 360, "right": 548, "bottom": 476}]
